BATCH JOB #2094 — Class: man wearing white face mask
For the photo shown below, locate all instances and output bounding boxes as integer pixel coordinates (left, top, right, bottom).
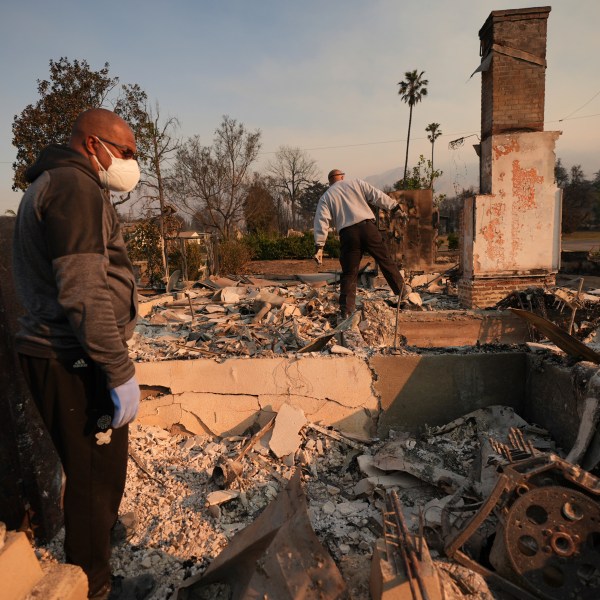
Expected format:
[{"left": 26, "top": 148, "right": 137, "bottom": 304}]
[{"left": 13, "top": 108, "right": 154, "bottom": 599}]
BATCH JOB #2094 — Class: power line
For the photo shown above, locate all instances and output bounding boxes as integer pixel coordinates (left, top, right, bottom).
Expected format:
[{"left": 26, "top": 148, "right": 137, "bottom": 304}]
[
  {"left": 260, "top": 111, "right": 600, "bottom": 157},
  {"left": 550, "top": 112, "right": 600, "bottom": 123},
  {"left": 558, "top": 89, "right": 600, "bottom": 122},
  {"left": 259, "top": 130, "right": 479, "bottom": 156}
]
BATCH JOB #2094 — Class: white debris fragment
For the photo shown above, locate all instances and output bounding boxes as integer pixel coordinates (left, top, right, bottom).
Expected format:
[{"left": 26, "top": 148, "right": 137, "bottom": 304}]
[
  {"left": 322, "top": 501, "right": 336, "bottom": 515},
  {"left": 330, "top": 344, "right": 354, "bottom": 355},
  {"left": 269, "top": 403, "right": 307, "bottom": 458}
]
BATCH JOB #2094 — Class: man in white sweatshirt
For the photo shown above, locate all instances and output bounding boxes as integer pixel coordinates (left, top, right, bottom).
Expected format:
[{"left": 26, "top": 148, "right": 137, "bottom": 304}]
[{"left": 313, "top": 169, "right": 407, "bottom": 318}]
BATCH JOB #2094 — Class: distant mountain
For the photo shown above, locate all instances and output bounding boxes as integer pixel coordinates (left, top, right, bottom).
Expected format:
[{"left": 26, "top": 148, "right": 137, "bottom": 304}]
[{"left": 364, "top": 166, "right": 403, "bottom": 191}]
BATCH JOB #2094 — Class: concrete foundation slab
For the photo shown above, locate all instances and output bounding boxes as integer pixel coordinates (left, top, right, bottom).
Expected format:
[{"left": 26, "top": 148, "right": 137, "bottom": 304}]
[{"left": 394, "top": 310, "right": 530, "bottom": 346}]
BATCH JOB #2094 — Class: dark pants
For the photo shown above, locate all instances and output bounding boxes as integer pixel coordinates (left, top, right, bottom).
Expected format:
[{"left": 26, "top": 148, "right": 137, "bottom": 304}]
[
  {"left": 339, "top": 219, "right": 404, "bottom": 316},
  {"left": 19, "top": 354, "right": 128, "bottom": 597}
]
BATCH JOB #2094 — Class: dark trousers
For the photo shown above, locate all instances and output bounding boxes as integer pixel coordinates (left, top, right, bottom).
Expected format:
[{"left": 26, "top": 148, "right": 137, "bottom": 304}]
[
  {"left": 18, "top": 354, "right": 128, "bottom": 597},
  {"left": 339, "top": 219, "right": 404, "bottom": 315}
]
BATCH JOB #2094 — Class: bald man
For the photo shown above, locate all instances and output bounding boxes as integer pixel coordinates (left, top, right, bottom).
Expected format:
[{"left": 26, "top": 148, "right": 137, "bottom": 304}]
[
  {"left": 314, "top": 169, "right": 408, "bottom": 318},
  {"left": 13, "top": 109, "right": 153, "bottom": 599}
]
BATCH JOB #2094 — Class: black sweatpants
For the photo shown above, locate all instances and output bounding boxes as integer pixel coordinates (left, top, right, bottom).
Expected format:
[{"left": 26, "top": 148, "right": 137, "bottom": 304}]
[
  {"left": 339, "top": 219, "right": 404, "bottom": 316},
  {"left": 19, "top": 353, "right": 128, "bottom": 597}
]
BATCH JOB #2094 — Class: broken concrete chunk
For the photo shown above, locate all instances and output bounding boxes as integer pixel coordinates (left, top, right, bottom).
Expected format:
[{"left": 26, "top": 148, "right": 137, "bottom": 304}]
[
  {"left": 254, "top": 290, "right": 290, "bottom": 307},
  {"left": 204, "top": 304, "right": 227, "bottom": 314},
  {"left": 322, "top": 501, "right": 336, "bottom": 515},
  {"left": 206, "top": 490, "right": 240, "bottom": 506},
  {"left": 353, "top": 473, "right": 423, "bottom": 497},
  {"left": 422, "top": 495, "right": 463, "bottom": 527},
  {"left": 357, "top": 454, "right": 383, "bottom": 478},
  {"left": 406, "top": 292, "right": 423, "bottom": 306},
  {"left": 373, "top": 441, "right": 468, "bottom": 493},
  {"left": 330, "top": 344, "right": 353, "bottom": 355},
  {"left": 336, "top": 501, "right": 368, "bottom": 516},
  {"left": 269, "top": 403, "right": 307, "bottom": 458},
  {"left": 213, "top": 287, "right": 245, "bottom": 303},
  {"left": 252, "top": 301, "right": 272, "bottom": 323}
]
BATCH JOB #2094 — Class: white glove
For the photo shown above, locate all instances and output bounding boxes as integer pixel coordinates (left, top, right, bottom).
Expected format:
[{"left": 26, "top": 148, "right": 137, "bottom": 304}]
[
  {"left": 313, "top": 247, "right": 324, "bottom": 265},
  {"left": 110, "top": 376, "right": 140, "bottom": 428},
  {"left": 392, "top": 204, "right": 408, "bottom": 222}
]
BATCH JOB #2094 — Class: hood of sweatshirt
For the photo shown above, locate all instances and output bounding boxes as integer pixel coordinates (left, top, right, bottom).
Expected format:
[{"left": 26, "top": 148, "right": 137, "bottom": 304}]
[{"left": 25, "top": 144, "right": 100, "bottom": 186}]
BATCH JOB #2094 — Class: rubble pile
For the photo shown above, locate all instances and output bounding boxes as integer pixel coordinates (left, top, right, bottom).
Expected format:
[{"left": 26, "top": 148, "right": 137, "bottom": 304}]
[
  {"left": 31, "top": 402, "right": 598, "bottom": 600},
  {"left": 496, "top": 285, "right": 600, "bottom": 343},
  {"left": 129, "top": 273, "right": 460, "bottom": 361}
]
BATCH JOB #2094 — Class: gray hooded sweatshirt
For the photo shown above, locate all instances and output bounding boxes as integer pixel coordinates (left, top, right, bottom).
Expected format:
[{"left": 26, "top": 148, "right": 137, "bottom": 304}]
[{"left": 12, "top": 145, "right": 137, "bottom": 388}]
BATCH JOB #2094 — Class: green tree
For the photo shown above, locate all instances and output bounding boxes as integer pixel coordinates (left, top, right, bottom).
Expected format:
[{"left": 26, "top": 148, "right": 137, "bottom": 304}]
[
  {"left": 425, "top": 122, "right": 442, "bottom": 189},
  {"left": 298, "top": 180, "right": 328, "bottom": 229},
  {"left": 171, "top": 116, "right": 261, "bottom": 240},
  {"left": 561, "top": 165, "right": 599, "bottom": 233},
  {"left": 398, "top": 69, "right": 428, "bottom": 188},
  {"left": 393, "top": 155, "right": 441, "bottom": 191},
  {"left": 123, "top": 220, "right": 164, "bottom": 287},
  {"left": 11, "top": 57, "right": 148, "bottom": 193},
  {"left": 244, "top": 174, "right": 279, "bottom": 235}
]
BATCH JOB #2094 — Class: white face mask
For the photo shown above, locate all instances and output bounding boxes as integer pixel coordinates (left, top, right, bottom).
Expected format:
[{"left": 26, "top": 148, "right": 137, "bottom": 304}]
[{"left": 94, "top": 138, "right": 141, "bottom": 193}]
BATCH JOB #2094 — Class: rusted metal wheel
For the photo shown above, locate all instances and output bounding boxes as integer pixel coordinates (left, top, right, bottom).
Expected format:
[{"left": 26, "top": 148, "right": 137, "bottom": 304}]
[{"left": 499, "top": 485, "right": 600, "bottom": 599}]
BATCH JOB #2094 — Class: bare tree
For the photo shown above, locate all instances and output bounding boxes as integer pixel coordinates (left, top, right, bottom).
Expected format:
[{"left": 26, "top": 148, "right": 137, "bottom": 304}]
[
  {"left": 171, "top": 116, "right": 261, "bottom": 239},
  {"left": 115, "top": 92, "right": 180, "bottom": 278},
  {"left": 267, "top": 146, "right": 318, "bottom": 229}
]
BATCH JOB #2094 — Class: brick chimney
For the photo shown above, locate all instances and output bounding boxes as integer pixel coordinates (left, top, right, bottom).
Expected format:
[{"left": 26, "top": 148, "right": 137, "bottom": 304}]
[
  {"left": 480, "top": 6, "right": 551, "bottom": 140},
  {"left": 458, "top": 7, "right": 561, "bottom": 309}
]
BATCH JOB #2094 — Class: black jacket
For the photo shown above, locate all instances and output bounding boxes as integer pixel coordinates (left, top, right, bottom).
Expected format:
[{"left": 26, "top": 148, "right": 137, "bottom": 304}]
[{"left": 12, "top": 145, "right": 137, "bottom": 388}]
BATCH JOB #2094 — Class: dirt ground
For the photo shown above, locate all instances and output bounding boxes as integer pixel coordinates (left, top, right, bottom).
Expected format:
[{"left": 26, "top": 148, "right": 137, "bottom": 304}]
[{"left": 246, "top": 254, "right": 458, "bottom": 278}]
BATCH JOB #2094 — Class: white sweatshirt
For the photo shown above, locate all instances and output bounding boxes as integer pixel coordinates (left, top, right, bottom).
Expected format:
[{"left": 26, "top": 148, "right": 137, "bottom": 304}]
[{"left": 313, "top": 178, "right": 397, "bottom": 246}]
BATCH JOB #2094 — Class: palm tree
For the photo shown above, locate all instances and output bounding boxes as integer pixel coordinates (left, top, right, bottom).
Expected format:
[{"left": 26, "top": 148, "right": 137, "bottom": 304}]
[
  {"left": 425, "top": 122, "right": 442, "bottom": 189},
  {"left": 398, "top": 70, "right": 428, "bottom": 188}
]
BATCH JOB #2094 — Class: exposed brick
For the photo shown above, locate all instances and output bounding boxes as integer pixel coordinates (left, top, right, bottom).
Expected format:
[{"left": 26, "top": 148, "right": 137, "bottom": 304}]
[
  {"left": 458, "top": 274, "right": 556, "bottom": 309},
  {"left": 479, "top": 7, "right": 550, "bottom": 138}
]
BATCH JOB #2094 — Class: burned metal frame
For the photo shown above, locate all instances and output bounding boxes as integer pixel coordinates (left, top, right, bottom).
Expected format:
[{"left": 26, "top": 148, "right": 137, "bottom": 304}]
[{"left": 443, "top": 447, "right": 600, "bottom": 600}]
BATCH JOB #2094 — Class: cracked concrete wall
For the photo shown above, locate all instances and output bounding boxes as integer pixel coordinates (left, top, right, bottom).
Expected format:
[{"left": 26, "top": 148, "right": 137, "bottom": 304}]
[
  {"left": 467, "top": 131, "right": 561, "bottom": 277},
  {"left": 135, "top": 351, "right": 589, "bottom": 449},
  {"left": 524, "top": 356, "right": 598, "bottom": 451},
  {"left": 372, "top": 353, "right": 527, "bottom": 436},
  {"left": 135, "top": 352, "right": 531, "bottom": 440},
  {"left": 136, "top": 356, "right": 379, "bottom": 437}
]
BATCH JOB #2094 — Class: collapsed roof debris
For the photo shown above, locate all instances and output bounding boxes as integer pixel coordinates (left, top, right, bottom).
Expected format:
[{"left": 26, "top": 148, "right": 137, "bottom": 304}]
[
  {"left": 131, "top": 268, "right": 600, "bottom": 364},
  {"left": 30, "top": 400, "right": 598, "bottom": 600},
  {"left": 176, "top": 471, "right": 347, "bottom": 600},
  {"left": 129, "top": 271, "right": 463, "bottom": 361},
  {"left": 496, "top": 285, "right": 600, "bottom": 346}
]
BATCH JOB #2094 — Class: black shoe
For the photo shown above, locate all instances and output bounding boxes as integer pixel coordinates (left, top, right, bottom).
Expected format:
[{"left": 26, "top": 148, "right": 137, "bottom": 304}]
[
  {"left": 107, "top": 574, "right": 156, "bottom": 599},
  {"left": 111, "top": 512, "right": 137, "bottom": 546}
]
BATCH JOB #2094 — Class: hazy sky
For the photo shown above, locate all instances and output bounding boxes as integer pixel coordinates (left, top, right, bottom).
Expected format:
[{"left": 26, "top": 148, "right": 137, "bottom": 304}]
[{"left": 1, "top": 1, "right": 598, "bottom": 214}]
